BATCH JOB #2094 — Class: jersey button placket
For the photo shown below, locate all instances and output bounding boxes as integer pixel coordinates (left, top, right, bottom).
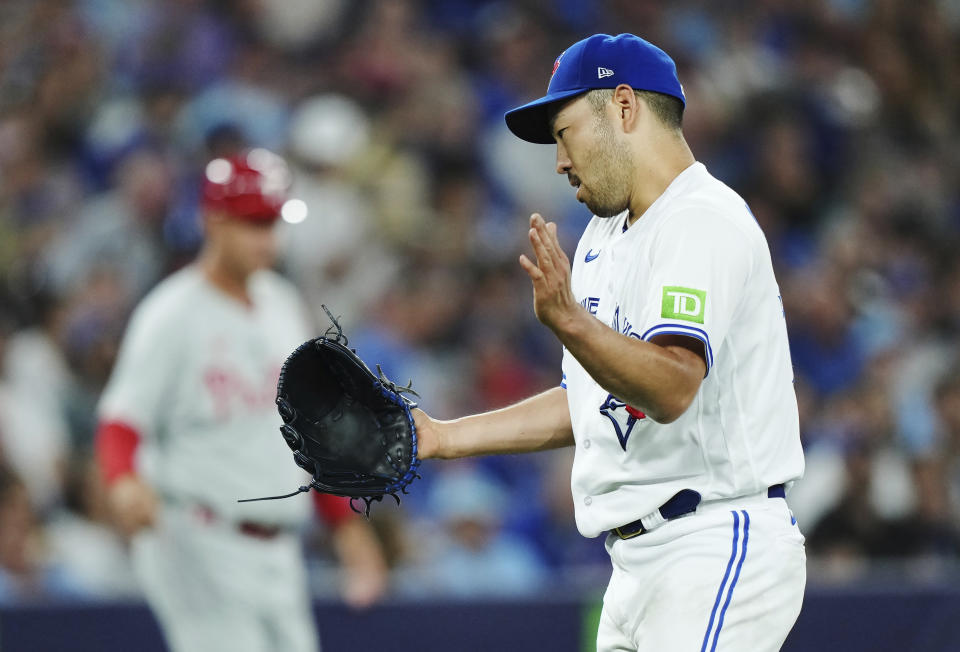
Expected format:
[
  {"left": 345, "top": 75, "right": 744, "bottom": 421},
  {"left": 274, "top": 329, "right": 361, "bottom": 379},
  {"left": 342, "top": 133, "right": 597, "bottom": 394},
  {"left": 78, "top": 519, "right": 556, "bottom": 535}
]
[
  {"left": 584, "top": 496, "right": 592, "bottom": 506},
  {"left": 583, "top": 438, "right": 591, "bottom": 449}
]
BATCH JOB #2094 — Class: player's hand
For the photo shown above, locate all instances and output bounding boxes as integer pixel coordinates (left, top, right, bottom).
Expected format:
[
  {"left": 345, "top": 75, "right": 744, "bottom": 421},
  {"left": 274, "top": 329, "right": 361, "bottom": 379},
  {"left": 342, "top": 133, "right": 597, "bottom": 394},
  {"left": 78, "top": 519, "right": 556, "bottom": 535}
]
[
  {"left": 412, "top": 408, "right": 444, "bottom": 459},
  {"left": 519, "top": 213, "right": 579, "bottom": 332},
  {"left": 106, "top": 474, "right": 158, "bottom": 537},
  {"left": 341, "top": 560, "right": 389, "bottom": 609}
]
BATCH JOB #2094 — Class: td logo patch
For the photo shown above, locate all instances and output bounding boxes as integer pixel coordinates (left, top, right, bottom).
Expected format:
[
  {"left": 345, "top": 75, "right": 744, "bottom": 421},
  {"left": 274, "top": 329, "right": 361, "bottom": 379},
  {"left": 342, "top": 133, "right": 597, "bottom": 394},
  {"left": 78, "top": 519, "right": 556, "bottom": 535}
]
[{"left": 661, "top": 286, "right": 706, "bottom": 323}]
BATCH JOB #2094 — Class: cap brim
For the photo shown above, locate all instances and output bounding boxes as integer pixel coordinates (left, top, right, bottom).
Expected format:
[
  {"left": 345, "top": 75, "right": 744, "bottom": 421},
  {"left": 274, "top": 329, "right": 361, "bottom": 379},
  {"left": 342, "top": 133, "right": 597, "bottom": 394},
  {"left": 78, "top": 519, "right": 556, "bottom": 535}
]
[
  {"left": 504, "top": 89, "right": 587, "bottom": 144},
  {"left": 202, "top": 198, "right": 283, "bottom": 223}
]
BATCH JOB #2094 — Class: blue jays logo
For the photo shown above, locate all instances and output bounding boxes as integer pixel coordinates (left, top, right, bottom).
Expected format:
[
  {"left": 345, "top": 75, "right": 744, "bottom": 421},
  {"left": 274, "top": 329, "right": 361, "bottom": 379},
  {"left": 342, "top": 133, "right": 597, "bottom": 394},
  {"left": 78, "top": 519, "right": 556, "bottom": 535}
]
[{"left": 599, "top": 394, "right": 646, "bottom": 451}]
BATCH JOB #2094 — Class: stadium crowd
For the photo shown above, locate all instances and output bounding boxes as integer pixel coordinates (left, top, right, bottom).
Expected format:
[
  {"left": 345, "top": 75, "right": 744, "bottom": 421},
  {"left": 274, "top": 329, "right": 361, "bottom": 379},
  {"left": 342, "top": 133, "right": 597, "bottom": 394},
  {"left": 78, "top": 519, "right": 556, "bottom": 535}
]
[{"left": 0, "top": 0, "right": 958, "bottom": 603}]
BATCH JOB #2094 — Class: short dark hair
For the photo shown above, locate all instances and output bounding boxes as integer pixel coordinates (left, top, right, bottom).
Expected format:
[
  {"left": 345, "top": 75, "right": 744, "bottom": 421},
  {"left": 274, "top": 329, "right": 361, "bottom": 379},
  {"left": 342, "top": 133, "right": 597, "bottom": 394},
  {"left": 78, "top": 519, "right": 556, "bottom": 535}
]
[{"left": 585, "top": 88, "right": 684, "bottom": 131}]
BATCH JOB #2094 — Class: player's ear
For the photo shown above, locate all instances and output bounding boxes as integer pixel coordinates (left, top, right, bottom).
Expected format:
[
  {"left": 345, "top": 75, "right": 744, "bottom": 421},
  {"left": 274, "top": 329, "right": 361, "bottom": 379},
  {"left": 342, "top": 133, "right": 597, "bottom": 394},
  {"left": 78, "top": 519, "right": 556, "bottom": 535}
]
[{"left": 612, "top": 85, "right": 640, "bottom": 134}]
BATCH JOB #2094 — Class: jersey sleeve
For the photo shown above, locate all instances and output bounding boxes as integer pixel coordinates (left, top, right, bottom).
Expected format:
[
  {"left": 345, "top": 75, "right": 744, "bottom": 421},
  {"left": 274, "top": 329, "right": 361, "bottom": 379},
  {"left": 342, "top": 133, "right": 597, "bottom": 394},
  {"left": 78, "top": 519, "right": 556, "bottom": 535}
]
[
  {"left": 632, "top": 209, "right": 755, "bottom": 375},
  {"left": 312, "top": 491, "right": 355, "bottom": 528},
  {"left": 95, "top": 421, "right": 141, "bottom": 485},
  {"left": 97, "top": 299, "right": 183, "bottom": 438}
]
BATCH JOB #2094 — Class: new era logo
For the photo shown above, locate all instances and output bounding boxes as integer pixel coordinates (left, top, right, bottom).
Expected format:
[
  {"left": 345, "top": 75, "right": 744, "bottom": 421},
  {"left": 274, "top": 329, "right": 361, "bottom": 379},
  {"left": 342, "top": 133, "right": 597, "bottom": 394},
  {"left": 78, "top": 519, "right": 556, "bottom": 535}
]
[{"left": 597, "top": 67, "right": 614, "bottom": 79}]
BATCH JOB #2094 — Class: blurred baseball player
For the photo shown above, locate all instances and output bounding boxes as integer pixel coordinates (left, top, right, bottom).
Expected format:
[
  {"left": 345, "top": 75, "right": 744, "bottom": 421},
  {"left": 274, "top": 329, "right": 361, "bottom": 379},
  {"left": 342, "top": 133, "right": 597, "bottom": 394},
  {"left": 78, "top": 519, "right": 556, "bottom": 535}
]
[
  {"left": 95, "top": 149, "right": 388, "bottom": 652},
  {"left": 415, "top": 34, "right": 806, "bottom": 651}
]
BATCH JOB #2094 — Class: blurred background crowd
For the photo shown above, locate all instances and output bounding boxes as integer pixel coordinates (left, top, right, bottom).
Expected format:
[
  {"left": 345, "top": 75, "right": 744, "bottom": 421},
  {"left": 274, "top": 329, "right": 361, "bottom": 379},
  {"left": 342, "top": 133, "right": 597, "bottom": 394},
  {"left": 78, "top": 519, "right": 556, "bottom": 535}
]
[{"left": 0, "top": 0, "right": 958, "bottom": 605}]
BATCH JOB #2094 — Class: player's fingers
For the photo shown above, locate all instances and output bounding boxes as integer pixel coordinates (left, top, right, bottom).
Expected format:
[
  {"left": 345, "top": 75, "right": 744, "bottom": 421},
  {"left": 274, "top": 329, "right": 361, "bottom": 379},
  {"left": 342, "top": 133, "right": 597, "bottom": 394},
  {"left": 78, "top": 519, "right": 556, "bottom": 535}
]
[
  {"left": 530, "top": 214, "right": 555, "bottom": 250},
  {"left": 122, "top": 484, "right": 157, "bottom": 534},
  {"left": 547, "top": 222, "right": 571, "bottom": 267},
  {"left": 342, "top": 566, "right": 389, "bottom": 609},
  {"left": 527, "top": 214, "right": 553, "bottom": 267},
  {"left": 119, "top": 501, "right": 149, "bottom": 534},
  {"left": 531, "top": 214, "right": 556, "bottom": 249},
  {"left": 141, "top": 498, "right": 158, "bottom": 527},
  {"left": 116, "top": 509, "right": 145, "bottom": 537},
  {"left": 518, "top": 254, "right": 543, "bottom": 280},
  {"left": 531, "top": 218, "right": 565, "bottom": 274},
  {"left": 539, "top": 219, "right": 567, "bottom": 271},
  {"left": 529, "top": 228, "right": 555, "bottom": 271},
  {"left": 543, "top": 221, "right": 566, "bottom": 265}
]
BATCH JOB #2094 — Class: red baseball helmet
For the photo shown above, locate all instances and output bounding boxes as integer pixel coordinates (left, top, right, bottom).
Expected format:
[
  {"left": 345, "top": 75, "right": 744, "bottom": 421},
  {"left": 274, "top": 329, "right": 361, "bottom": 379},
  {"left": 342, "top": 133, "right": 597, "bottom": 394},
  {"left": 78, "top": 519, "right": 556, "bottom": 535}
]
[{"left": 201, "top": 148, "right": 292, "bottom": 221}]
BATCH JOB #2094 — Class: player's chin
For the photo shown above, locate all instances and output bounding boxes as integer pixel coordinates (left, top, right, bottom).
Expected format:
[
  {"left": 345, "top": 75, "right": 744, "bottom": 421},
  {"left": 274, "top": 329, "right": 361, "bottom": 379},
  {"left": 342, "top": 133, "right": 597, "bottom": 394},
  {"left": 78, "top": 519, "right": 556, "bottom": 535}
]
[
  {"left": 254, "top": 252, "right": 278, "bottom": 270},
  {"left": 243, "top": 259, "right": 273, "bottom": 277},
  {"left": 587, "top": 198, "right": 627, "bottom": 218}
]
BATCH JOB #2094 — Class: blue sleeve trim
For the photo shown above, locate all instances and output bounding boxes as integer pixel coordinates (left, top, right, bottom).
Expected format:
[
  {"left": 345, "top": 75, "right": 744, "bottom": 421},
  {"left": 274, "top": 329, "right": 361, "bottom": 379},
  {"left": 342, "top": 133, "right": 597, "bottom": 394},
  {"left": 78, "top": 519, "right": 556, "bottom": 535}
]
[
  {"left": 560, "top": 373, "right": 567, "bottom": 389},
  {"left": 641, "top": 323, "right": 714, "bottom": 374}
]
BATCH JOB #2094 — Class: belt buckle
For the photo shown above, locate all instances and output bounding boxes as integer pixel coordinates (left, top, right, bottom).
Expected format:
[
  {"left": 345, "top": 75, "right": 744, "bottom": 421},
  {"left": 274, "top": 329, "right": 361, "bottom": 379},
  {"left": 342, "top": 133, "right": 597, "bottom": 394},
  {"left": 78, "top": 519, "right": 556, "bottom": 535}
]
[{"left": 613, "top": 523, "right": 645, "bottom": 540}]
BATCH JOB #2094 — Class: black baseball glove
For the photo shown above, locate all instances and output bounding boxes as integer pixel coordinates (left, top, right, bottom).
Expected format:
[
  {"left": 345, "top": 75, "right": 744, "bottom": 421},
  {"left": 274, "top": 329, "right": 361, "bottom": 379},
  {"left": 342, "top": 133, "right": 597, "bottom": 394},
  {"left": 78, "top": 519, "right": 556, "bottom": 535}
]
[{"left": 241, "top": 308, "right": 421, "bottom": 515}]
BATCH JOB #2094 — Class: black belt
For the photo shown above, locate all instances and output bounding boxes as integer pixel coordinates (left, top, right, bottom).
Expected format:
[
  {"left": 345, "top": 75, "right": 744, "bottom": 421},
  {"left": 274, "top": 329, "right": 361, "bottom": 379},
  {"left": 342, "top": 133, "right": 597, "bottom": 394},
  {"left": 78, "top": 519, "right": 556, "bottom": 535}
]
[
  {"left": 611, "top": 484, "right": 785, "bottom": 540},
  {"left": 237, "top": 521, "right": 283, "bottom": 539},
  {"left": 194, "top": 504, "right": 284, "bottom": 540}
]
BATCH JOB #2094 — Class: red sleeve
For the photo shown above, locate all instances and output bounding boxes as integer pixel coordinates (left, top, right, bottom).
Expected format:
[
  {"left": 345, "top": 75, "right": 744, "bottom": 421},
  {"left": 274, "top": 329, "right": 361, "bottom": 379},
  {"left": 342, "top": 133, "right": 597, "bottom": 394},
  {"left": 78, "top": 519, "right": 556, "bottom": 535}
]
[
  {"left": 312, "top": 491, "right": 356, "bottom": 529},
  {"left": 95, "top": 421, "right": 141, "bottom": 486}
]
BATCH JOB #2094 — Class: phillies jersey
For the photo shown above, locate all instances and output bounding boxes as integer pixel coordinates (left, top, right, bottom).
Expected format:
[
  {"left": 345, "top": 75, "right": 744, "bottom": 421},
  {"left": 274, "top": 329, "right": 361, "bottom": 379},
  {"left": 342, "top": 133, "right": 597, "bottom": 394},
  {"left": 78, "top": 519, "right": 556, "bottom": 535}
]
[
  {"left": 98, "top": 266, "right": 313, "bottom": 527},
  {"left": 563, "top": 162, "right": 804, "bottom": 538}
]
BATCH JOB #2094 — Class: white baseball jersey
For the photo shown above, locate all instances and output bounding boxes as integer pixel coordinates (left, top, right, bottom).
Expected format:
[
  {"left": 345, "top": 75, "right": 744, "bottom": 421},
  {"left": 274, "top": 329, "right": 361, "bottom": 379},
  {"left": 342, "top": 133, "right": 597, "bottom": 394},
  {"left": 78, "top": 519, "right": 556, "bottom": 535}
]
[
  {"left": 563, "top": 162, "right": 804, "bottom": 538},
  {"left": 98, "top": 265, "right": 313, "bottom": 527}
]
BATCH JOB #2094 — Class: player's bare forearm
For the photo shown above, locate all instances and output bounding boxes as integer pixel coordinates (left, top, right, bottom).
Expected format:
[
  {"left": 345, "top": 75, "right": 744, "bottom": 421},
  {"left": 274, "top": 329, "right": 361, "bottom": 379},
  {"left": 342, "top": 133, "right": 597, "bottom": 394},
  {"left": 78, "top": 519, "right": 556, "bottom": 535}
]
[
  {"left": 554, "top": 310, "right": 704, "bottom": 422},
  {"left": 520, "top": 213, "right": 704, "bottom": 423},
  {"left": 415, "top": 386, "right": 574, "bottom": 459},
  {"left": 331, "top": 516, "right": 389, "bottom": 608}
]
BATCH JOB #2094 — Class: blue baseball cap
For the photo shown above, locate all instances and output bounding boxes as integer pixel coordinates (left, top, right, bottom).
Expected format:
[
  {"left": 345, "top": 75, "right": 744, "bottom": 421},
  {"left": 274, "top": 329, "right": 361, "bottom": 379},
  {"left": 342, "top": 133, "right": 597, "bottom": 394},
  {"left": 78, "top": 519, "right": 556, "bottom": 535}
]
[{"left": 504, "top": 33, "right": 685, "bottom": 144}]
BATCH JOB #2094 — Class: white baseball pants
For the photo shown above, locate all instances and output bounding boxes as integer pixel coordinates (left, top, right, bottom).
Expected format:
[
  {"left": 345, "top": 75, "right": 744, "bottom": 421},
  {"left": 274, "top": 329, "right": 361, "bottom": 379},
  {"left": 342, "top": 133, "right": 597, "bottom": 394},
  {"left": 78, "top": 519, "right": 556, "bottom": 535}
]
[
  {"left": 597, "top": 492, "right": 806, "bottom": 652},
  {"left": 131, "top": 504, "right": 319, "bottom": 652}
]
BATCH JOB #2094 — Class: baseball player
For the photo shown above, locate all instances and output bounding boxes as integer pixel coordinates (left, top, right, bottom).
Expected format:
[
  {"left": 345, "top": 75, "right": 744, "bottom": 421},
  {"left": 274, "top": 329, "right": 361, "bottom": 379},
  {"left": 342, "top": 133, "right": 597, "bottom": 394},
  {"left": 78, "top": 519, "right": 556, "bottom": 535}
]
[
  {"left": 414, "top": 34, "right": 806, "bottom": 651},
  {"left": 94, "top": 149, "right": 388, "bottom": 652}
]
